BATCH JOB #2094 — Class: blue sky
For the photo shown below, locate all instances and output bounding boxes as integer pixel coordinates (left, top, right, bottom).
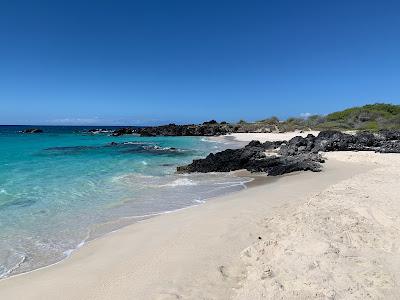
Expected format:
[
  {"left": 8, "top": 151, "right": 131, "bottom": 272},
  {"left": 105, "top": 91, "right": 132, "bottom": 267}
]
[{"left": 1, "top": 0, "right": 400, "bottom": 125}]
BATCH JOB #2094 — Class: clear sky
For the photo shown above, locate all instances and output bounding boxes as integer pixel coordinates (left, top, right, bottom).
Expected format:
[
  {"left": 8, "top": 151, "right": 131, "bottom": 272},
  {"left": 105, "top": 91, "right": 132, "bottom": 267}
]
[{"left": 1, "top": 0, "right": 400, "bottom": 125}]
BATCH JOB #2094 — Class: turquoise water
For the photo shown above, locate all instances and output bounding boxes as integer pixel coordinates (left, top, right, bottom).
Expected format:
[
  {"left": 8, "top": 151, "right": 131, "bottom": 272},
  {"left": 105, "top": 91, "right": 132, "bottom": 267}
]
[{"left": 0, "top": 126, "right": 249, "bottom": 277}]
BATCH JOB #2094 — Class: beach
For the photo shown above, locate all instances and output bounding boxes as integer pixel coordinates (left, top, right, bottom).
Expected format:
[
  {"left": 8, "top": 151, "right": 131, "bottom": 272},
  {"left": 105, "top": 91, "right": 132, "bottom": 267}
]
[
  {"left": 217, "top": 131, "right": 321, "bottom": 143},
  {"left": 3, "top": 0, "right": 400, "bottom": 297},
  {"left": 1, "top": 133, "right": 399, "bottom": 299}
]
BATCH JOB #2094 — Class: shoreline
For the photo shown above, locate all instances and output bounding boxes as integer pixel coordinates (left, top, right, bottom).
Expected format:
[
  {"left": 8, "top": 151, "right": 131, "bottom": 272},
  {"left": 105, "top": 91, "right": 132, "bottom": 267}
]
[
  {"left": 1, "top": 173, "right": 255, "bottom": 281},
  {"left": 0, "top": 168, "right": 267, "bottom": 282},
  {"left": 0, "top": 149, "right": 375, "bottom": 299},
  {"left": 0, "top": 134, "right": 248, "bottom": 279}
]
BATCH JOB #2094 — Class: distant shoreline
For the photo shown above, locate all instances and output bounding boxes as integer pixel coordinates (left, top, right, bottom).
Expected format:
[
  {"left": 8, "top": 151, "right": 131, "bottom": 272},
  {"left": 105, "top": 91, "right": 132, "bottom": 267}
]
[{"left": 4, "top": 103, "right": 400, "bottom": 134}]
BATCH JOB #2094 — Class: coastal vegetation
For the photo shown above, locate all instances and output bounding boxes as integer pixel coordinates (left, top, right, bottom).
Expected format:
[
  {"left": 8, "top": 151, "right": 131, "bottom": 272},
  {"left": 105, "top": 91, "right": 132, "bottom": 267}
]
[
  {"left": 250, "top": 103, "right": 399, "bottom": 132},
  {"left": 257, "top": 103, "right": 400, "bottom": 132}
]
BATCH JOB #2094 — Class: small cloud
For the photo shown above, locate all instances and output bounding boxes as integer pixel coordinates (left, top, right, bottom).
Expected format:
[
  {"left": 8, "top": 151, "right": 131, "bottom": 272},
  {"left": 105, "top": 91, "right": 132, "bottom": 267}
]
[
  {"left": 300, "top": 112, "right": 312, "bottom": 119},
  {"left": 46, "top": 117, "right": 101, "bottom": 125}
]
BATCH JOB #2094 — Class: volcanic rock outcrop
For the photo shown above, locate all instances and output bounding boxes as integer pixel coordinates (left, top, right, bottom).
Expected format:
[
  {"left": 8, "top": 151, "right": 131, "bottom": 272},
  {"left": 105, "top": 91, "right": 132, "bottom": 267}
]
[{"left": 177, "top": 130, "right": 400, "bottom": 176}]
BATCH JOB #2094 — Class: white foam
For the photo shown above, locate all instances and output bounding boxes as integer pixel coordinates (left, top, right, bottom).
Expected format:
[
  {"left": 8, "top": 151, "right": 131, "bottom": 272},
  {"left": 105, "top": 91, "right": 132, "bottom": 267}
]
[
  {"left": 0, "top": 252, "right": 26, "bottom": 279},
  {"left": 160, "top": 178, "right": 197, "bottom": 187},
  {"left": 63, "top": 239, "right": 86, "bottom": 257},
  {"left": 123, "top": 141, "right": 151, "bottom": 145},
  {"left": 200, "top": 137, "right": 218, "bottom": 143},
  {"left": 214, "top": 179, "right": 252, "bottom": 186},
  {"left": 193, "top": 199, "right": 206, "bottom": 204},
  {"left": 111, "top": 173, "right": 155, "bottom": 183}
]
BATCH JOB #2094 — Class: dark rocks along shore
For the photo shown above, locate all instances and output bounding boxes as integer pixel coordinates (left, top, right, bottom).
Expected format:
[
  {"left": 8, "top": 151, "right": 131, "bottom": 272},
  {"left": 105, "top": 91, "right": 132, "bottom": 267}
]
[{"left": 177, "top": 130, "right": 400, "bottom": 176}]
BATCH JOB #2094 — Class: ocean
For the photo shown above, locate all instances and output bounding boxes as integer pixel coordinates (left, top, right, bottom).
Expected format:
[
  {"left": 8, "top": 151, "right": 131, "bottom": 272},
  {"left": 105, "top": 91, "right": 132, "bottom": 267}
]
[{"left": 0, "top": 126, "right": 249, "bottom": 278}]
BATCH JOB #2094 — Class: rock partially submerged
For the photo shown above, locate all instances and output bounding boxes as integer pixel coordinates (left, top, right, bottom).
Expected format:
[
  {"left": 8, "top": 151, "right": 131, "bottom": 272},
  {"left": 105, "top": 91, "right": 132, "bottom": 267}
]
[
  {"left": 112, "top": 128, "right": 136, "bottom": 136},
  {"left": 20, "top": 128, "right": 43, "bottom": 133},
  {"left": 84, "top": 128, "right": 111, "bottom": 134},
  {"left": 177, "top": 130, "right": 400, "bottom": 176}
]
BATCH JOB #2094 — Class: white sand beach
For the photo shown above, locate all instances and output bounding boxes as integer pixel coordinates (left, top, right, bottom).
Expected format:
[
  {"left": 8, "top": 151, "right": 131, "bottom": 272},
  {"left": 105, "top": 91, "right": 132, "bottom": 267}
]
[
  {"left": 221, "top": 131, "right": 321, "bottom": 143},
  {"left": 1, "top": 133, "right": 399, "bottom": 299}
]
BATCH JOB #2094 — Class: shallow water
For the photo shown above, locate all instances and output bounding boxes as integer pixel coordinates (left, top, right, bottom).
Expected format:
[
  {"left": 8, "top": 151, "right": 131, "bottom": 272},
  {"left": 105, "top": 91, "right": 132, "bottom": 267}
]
[{"left": 0, "top": 126, "right": 248, "bottom": 277}]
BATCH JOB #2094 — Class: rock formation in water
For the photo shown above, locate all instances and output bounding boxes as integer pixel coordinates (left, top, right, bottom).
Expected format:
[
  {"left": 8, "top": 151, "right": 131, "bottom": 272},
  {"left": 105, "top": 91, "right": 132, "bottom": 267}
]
[
  {"left": 20, "top": 128, "right": 43, "bottom": 133},
  {"left": 111, "top": 127, "right": 136, "bottom": 136}
]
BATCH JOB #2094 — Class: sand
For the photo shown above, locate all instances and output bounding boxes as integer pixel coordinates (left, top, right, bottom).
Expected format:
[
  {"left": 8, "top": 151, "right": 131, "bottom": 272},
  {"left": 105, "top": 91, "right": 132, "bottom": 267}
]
[
  {"left": 218, "top": 130, "right": 320, "bottom": 143},
  {"left": 234, "top": 152, "right": 400, "bottom": 299},
  {"left": 1, "top": 133, "right": 399, "bottom": 299}
]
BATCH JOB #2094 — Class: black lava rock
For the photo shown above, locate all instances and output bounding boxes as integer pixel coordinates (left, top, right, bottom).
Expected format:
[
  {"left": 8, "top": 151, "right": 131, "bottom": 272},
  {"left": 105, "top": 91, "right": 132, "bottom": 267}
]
[
  {"left": 177, "top": 130, "right": 400, "bottom": 176},
  {"left": 21, "top": 128, "right": 43, "bottom": 133}
]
